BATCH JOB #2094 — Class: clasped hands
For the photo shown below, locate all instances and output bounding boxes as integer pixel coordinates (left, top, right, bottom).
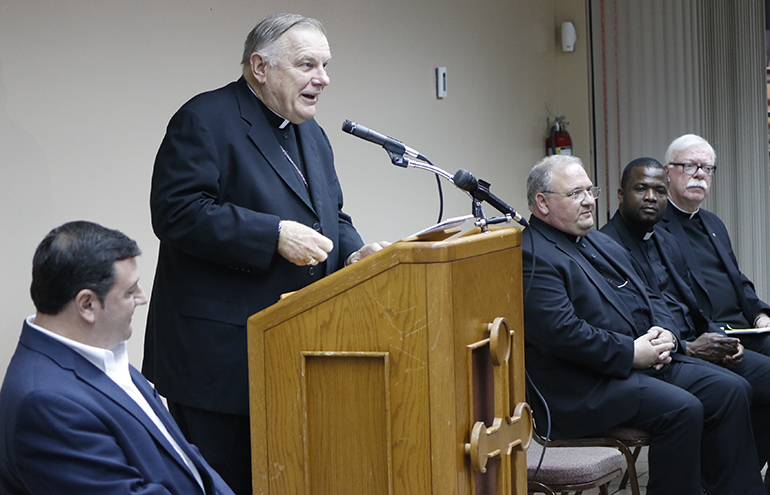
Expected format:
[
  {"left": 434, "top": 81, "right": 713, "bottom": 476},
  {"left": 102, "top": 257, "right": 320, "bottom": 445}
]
[
  {"left": 277, "top": 220, "right": 389, "bottom": 267},
  {"left": 683, "top": 313, "right": 770, "bottom": 369},
  {"left": 686, "top": 332, "right": 743, "bottom": 367},
  {"left": 633, "top": 326, "right": 675, "bottom": 370}
]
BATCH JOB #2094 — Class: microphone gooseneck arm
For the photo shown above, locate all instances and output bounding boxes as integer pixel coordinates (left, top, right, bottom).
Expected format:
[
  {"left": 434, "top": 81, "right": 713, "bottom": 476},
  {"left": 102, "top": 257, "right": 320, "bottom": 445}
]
[
  {"left": 341, "top": 119, "right": 526, "bottom": 228},
  {"left": 453, "top": 169, "right": 529, "bottom": 227},
  {"left": 388, "top": 152, "right": 454, "bottom": 182}
]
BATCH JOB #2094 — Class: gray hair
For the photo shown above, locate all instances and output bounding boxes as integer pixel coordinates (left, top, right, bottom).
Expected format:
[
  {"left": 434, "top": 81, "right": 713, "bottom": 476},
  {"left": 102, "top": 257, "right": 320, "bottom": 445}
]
[
  {"left": 664, "top": 134, "right": 716, "bottom": 164},
  {"left": 241, "top": 13, "right": 326, "bottom": 66},
  {"left": 526, "top": 155, "right": 585, "bottom": 208}
]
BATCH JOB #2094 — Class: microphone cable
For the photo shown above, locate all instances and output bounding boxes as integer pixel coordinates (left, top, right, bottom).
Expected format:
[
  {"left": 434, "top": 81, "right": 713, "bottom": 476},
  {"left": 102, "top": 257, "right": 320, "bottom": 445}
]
[
  {"left": 522, "top": 222, "right": 546, "bottom": 492},
  {"left": 523, "top": 224, "right": 537, "bottom": 316},
  {"left": 525, "top": 369, "right": 552, "bottom": 494},
  {"left": 421, "top": 155, "right": 444, "bottom": 224}
]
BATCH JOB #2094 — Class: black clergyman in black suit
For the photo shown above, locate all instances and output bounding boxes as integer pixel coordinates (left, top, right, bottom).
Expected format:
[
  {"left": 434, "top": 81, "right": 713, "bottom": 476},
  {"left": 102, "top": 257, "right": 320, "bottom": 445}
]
[
  {"left": 143, "top": 14, "right": 386, "bottom": 495},
  {"left": 523, "top": 155, "right": 764, "bottom": 495},
  {"left": 600, "top": 157, "right": 770, "bottom": 482}
]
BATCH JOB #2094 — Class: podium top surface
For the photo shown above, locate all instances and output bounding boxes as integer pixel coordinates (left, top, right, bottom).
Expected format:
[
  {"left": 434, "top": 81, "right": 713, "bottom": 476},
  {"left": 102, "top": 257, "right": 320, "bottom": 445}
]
[{"left": 248, "top": 227, "right": 521, "bottom": 331}]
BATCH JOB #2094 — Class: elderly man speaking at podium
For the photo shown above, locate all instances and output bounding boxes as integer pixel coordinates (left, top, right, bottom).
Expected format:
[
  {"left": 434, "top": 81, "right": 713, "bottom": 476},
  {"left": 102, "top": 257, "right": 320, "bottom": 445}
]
[{"left": 143, "top": 13, "right": 386, "bottom": 494}]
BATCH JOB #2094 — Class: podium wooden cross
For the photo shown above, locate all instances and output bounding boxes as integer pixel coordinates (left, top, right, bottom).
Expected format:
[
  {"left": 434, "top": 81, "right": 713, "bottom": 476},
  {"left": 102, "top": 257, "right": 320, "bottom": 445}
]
[
  {"left": 247, "top": 227, "right": 530, "bottom": 495},
  {"left": 465, "top": 317, "right": 532, "bottom": 477}
]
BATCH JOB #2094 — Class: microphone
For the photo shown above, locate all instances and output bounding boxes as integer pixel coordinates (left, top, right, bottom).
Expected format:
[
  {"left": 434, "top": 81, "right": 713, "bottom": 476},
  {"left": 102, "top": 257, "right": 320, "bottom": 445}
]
[
  {"left": 452, "top": 169, "right": 528, "bottom": 227},
  {"left": 342, "top": 120, "right": 429, "bottom": 162}
]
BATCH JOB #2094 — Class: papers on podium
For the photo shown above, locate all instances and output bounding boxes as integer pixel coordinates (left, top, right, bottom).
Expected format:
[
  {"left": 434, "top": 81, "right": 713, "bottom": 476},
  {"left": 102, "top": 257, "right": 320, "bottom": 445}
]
[{"left": 401, "top": 214, "right": 475, "bottom": 242}]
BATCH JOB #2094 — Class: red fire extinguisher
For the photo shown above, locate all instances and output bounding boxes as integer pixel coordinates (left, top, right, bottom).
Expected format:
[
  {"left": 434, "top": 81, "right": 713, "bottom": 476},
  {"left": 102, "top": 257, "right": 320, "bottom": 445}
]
[{"left": 546, "top": 117, "right": 572, "bottom": 156}]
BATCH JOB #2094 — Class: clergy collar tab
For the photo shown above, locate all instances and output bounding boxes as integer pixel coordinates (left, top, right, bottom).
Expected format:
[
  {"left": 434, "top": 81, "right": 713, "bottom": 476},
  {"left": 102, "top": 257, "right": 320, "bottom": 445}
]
[
  {"left": 668, "top": 198, "right": 699, "bottom": 219},
  {"left": 246, "top": 83, "right": 291, "bottom": 129}
]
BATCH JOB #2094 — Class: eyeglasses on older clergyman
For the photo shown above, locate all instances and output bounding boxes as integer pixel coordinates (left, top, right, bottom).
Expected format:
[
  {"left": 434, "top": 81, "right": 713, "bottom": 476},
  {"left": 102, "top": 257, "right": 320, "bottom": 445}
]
[{"left": 669, "top": 162, "right": 717, "bottom": 176}]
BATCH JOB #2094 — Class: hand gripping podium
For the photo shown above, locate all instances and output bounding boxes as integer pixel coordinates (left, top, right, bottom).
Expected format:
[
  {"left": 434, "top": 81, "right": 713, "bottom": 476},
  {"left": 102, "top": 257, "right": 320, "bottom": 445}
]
[{"left": 247, "top": 227, "right": 531, "bottom": 495}]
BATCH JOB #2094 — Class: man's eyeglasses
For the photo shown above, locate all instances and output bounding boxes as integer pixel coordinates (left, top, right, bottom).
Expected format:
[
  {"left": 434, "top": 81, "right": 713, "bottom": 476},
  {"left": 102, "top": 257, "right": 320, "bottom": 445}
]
[
  {"left": 542, "top": 186, "right": 601, "bottom": 201},
  {"left": 669, "top": 162, "right": 717, "bottom": 176}
]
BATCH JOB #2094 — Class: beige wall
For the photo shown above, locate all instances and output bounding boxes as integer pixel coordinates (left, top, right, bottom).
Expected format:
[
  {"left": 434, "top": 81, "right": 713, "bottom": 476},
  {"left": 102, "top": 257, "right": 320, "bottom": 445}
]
[{"left": 0, "top": 0, "right": 590, "bottom": 379}]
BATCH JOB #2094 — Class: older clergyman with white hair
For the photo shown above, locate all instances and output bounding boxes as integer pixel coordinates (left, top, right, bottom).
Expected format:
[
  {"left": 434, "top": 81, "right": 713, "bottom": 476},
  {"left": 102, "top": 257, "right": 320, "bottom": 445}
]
[
  {"left": 660, "top": 134, "right": 770, "bottom": 356},
  {"left": 143, "top": 13, "right": 386, "bottom": 494}
]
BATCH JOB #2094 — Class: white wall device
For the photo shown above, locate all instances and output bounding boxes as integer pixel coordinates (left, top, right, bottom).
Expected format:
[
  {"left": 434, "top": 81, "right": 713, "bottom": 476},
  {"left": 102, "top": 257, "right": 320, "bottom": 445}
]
[
  {"left": 561, "top": 22, "right": 576, "bottom": 52},
  {"left": 436, "top": 67, "right": 447, "bottom": 98}
]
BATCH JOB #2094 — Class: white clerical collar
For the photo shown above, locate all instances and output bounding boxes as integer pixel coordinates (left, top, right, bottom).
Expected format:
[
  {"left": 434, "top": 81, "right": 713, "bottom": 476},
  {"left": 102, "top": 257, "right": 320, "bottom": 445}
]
[
  {"left": 668, "top": 198, "right": 699, "bottom": 219},
  {"left": 643, "top": 231, "right": 654, "bottom": 241},
  {"left": 26, "top": 315, "right": 128, "bottom": 376},
  {"left": 246, "top": 83, "right": 291, "bottom": 128}
]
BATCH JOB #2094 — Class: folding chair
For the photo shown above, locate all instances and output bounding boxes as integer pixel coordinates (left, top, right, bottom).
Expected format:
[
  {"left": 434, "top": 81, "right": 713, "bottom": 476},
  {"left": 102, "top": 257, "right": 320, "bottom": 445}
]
[{"left": 527, "top": 433, "right": 624, "bottom": 495}]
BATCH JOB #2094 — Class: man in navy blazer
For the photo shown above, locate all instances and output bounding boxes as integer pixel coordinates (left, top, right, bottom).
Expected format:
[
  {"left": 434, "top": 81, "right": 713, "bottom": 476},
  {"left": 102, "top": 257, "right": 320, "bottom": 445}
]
[
  {"left": 523, "top": 155, "right": 764, "bottom": 494},
  {"left": 143, "top": 13, "right": 386, "bottom": 494},
  {"left": 659, "top": 134, "right": 770, "bottom": 355},
  {"left": 0, "top": 221, "right": 234, "bottom": 495}
]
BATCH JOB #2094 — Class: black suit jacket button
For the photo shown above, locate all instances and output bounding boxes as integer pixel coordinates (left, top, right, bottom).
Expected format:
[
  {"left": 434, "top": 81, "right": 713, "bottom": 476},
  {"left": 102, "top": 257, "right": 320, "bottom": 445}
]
[
  {"left": 308, "top": 266, "right": 315, "bottom": 276},
  {"left": 312, "top": 222, "right": 321, "bottom": 232}
]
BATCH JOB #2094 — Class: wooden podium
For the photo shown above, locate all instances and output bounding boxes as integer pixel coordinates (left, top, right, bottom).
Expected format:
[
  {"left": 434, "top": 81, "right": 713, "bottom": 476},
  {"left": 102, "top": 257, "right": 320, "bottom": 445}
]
[{"left": 247, "top": 227, "right": 531, "bottom": 495}]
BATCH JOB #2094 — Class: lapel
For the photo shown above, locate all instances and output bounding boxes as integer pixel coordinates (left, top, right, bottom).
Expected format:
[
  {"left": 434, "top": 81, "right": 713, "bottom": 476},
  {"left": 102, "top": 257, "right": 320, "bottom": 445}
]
[
  {"left": 661, "top": 205, "right": 752, "bottom": 316},
  {"left": 700, "top": 209, "right": 751, "bottom": 314},
  {"left": 296, "top": 122, "right": 326, "bottom": 215},
  {"left": 21, "top": 325, "right": 205, "bottom": 491},
  {"left": 650, "top": 226, "right": 692, "bottom": 303},
  {"left": 697, "top": 211, "right": 746, "bottom": 297},
  {"left": 651, "top": 227, "right": 718, "bottom": 334},
  {"left": 661, "top": 207, "right": 709, "bottom": 293},
  {"left": 531, "top": 220, "right": 637, "bottom": 330},
  {"left": 608, "top": 213, "right": 657, "bottom": 291},
  {"left": 132, "top": 369, "right": 215, "bottom": 493},
  {"left": 586, "top": 232, "right": 656, "bottom": 321},
  {"left": 608, "top": 213, "right": 711, "bottom": 333},
  {"left": 235, "top": 78, "right": 316, "bottom": 213}
]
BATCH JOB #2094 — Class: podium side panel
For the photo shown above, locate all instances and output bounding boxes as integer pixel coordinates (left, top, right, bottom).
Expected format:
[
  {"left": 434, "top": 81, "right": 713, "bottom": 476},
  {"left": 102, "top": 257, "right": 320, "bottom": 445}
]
[
  {"left": 425, "top": 261, "right": 460, "bottom": 495},
  {"left": 443, "top": 242, "right": 525, "bottom": 495},
  {"left": 249, "top": 314, "right": 268, "bottom": 495},
  {"left": 506, "top": 246, "right": 527, "bottom": 494}
]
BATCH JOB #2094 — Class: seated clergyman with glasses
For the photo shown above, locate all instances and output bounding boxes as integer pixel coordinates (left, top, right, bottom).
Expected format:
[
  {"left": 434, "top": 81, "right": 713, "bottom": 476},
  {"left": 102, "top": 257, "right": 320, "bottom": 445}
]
[{"left": 660, "top": 134, "right": 770, "bottom": 357}]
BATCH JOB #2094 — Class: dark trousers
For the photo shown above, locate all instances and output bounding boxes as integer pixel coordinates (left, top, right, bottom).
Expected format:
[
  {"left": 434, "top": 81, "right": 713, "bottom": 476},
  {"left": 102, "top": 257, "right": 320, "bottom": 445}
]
[
  {"left": 738, "top": 333, "right": 770, "bottom": 357},
  {"left": 731, "top": 349, "right": 770, "bottom": 469},
  {"left": 622, "top": 355, "right": 764, "bottom": 495},
  {"left": 696, "top": 329, "right": 770, "bottom": 488},
  {"left": 168, "top": 401, "right": 252, "bottom": 495}
]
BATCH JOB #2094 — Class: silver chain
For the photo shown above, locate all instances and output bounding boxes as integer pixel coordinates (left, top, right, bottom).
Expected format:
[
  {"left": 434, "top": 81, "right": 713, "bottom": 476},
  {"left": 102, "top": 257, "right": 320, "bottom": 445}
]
[{"left": 279, "top": 145, "right": 307, "bottom": 187}]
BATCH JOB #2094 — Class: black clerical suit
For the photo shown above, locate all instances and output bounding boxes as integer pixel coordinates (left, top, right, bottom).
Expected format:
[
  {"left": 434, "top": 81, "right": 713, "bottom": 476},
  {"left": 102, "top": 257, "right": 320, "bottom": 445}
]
[
  {"left": 144, "top": 77, "right": 364, "bottom": 494},
  {"left": 523, "top": 215, "right": 764, "bottom": 495},
  {"left": 660, "top": 202, "right": 770, "bottom": 354},
  {"left": 602, "top": 211, "right": 770, "bottom": 468}
]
